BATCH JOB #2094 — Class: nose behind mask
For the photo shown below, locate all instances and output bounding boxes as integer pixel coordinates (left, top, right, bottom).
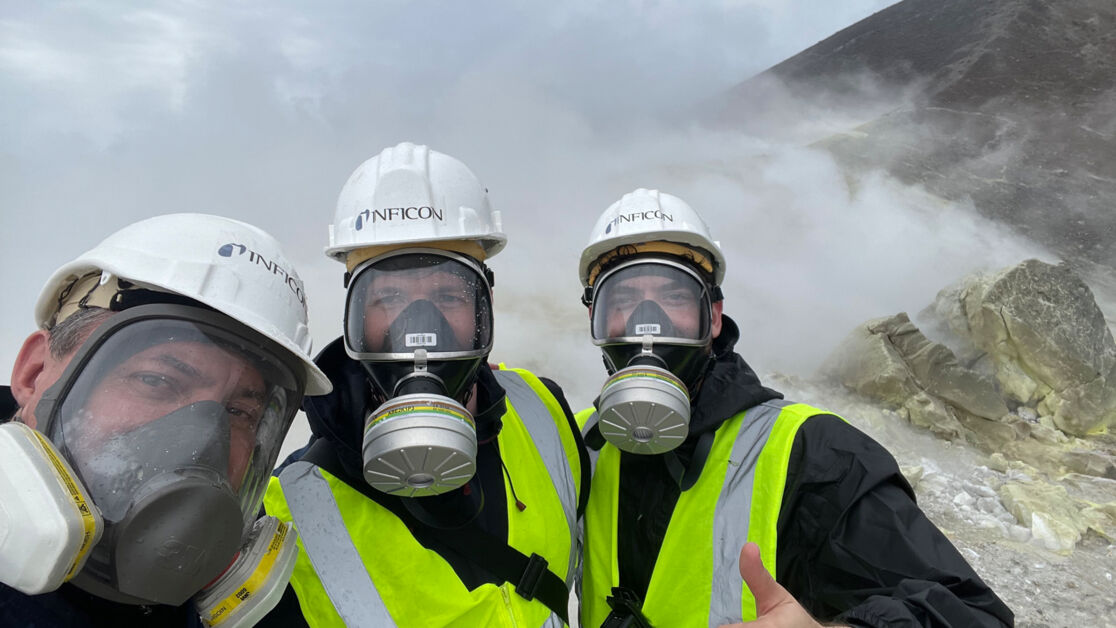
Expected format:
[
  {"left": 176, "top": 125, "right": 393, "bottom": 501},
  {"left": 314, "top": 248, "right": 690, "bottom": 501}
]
[
  {"left": 386, "top": 299, "right": 466, "bottom": 355},
  {"left": 365, "top": 299, "right": 482, "bottom": 401},
  {"left": 604, "top": 297, "right": 712, "bottom": 389},
  {"left": 70, "top": 400, "right": 245, "bottom": 606},
  {"left": 625, "top": 300, "right": 677, "bottom": 338},
  {"left": 76, "top": 400, "right": 233, "bottom": 521}
]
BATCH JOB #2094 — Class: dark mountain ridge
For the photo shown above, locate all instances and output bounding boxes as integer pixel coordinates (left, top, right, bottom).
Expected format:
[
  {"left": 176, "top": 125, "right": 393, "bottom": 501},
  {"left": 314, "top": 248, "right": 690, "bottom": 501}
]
[{"left": 713, "top": 0, "right": 1116, "bottom": 266}]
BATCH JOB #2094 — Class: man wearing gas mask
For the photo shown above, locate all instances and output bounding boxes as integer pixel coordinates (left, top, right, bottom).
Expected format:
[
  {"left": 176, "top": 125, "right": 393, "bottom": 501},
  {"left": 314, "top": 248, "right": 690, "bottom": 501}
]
[
  {"left": 0, "top": 214, "right": 332, "bottom": 627},
  {"left": 577, "top": 190, "right": 1013, "bottom": 628},
  {"left": 260, "top": 142, "right": 588, "bottom": 627}
]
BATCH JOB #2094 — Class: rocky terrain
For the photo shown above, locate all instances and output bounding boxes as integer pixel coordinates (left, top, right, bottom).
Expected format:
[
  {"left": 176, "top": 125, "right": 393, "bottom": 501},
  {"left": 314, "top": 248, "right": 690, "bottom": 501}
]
[
  {"left": 778, "top": 374, "right": 1115, "bottom": 628},
  {"left": 803, "top": 259, "right": 1116, "bottom": 626}
]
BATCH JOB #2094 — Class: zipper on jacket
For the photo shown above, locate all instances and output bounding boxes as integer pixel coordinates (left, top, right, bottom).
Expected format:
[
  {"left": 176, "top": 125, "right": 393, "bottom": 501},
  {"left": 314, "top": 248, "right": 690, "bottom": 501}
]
[{"left": 500, "top": 582, "right": 521, "bottom": 627}]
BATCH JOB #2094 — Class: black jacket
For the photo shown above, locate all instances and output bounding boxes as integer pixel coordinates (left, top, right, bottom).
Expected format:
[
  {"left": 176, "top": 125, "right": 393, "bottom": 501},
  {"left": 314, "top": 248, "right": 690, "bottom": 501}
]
[
  {"left": 613, "top": 316, "right": 1013, "bottom": 627},
  {"left": 259, "top": 338, "right": 586, "bottom": 627},
  {"left": 0, "top": 581, "right": 201, "bottom": 628},
  {"left": 0, "top": 387, "right": 202, "bottom": 628}
]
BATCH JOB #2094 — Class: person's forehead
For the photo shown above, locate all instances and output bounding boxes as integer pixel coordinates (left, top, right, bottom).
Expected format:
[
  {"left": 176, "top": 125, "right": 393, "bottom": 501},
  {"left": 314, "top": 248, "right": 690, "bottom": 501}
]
[
  {"left": 614, "top": 274, "right": 682, "bottom": 288},
  {"left": 368, "top": 268, "right": 469, "bottom": 287},
  {"left": 126, "top": 340, "right": 255, "bottom": 370}
]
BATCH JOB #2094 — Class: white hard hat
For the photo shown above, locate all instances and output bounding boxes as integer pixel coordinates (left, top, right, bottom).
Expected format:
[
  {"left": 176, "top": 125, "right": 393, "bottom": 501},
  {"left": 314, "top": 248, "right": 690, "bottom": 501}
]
[
  {"left": 35, "top": 214, "right": 332, "bottom": 395},
  {"left": 579, "top": 188, "right": 725, "bottom": 288},
  {"left": 326, "top": 142, "right": 506, "bottom": 263}
]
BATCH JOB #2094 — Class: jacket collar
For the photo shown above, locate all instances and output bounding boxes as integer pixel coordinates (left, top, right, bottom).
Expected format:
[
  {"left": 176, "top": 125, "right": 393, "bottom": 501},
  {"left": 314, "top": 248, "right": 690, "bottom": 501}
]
[
  {"left": 0, "top": 386, "right": 17, "bottom": 423},
  {"left": 687, "top": 314, "right": 783, "bottom": 437}
]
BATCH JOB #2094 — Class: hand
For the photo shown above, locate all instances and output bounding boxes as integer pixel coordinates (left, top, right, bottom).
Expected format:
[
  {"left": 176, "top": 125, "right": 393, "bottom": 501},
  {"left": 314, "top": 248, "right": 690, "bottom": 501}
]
[{"left": 716, "top": 543, "right": 845, "bottom": 628}]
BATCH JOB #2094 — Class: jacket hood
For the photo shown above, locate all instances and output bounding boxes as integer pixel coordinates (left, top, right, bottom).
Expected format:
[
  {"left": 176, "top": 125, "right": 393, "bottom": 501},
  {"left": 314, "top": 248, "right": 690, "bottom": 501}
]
[
  {"left": 688, "top": 314, "right": 783, "bottom": 436},
  {"left": 1, "top": 386, "right": 17, "bottom": 423},
  {"left": 302, "top": 338, "right": 372, "bottom": 478}
]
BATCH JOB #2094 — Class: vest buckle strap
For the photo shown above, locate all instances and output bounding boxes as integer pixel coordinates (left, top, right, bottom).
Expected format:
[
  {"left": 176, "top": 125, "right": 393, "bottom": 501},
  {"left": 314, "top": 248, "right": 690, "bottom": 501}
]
[
  {"left": 515, "top": 553, "right": 549, "bottom": 601},
  {"left": 602, "top": 587, "right": 652, "bottom": 628}
]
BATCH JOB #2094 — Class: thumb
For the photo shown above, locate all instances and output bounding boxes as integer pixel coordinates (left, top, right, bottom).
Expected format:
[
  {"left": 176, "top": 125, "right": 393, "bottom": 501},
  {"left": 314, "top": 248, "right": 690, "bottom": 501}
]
[{"left": 737, "top": 543, "right": 790, "bottom": 617}]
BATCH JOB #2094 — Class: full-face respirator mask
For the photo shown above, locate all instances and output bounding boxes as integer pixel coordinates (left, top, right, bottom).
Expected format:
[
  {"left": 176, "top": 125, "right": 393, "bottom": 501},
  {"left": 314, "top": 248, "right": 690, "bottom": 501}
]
[
  {"left": 344, "top": 250, "right": 495, "bottom": 496},
  {"left": 587, "top": 258, "right": 716, "bottom": 455},
  {"left": 0, "top": 304, "right": 305, "bottom": 627}
]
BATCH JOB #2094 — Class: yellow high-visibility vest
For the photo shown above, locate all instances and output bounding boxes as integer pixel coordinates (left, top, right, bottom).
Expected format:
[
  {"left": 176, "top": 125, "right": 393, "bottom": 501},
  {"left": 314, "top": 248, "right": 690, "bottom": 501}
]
[
  {"left": 264, "top": 367, "right": 582, "bottom": 627},
  {"left": 582, "top": 400, "right": 828, "bottom": 627}
]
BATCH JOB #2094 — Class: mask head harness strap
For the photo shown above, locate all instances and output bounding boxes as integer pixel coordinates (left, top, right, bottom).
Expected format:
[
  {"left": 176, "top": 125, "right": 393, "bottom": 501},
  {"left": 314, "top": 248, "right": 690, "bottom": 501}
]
[
  {"left": 583, "top": 242, "right": 721, "bottom": 308},
  {"left": 342, "top": 241, "right": 495, "bottom": 290},
  {"left": 50, "top": 272, "right": 211, "bottom": 329}
]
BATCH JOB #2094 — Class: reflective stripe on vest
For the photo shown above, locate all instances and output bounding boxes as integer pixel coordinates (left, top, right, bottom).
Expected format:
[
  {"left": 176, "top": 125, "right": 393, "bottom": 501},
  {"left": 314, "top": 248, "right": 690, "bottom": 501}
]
[
  {"left": 495, "top": 369, "right": 579, "bottom": 584},
  {"left": 575, "top": 408, "right": 601, "bottom": 472},
  {"left": 268, "top": 367, "right": 579, "bottom": 627},
  {"left": 280, "top": 461, "right": 395, "bottom": 626},
  {"left": 708, "top": 401, "right": 785, "bottom": 624},
  {"left": 583, "top": 400, "right": 825, "bottom": 627}
]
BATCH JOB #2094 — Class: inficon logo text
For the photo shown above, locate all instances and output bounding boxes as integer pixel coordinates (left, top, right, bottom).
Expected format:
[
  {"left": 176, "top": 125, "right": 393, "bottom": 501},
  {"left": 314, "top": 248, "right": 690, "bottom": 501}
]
[
  {"left": 218, "top": 243, "right": 306, "bottom": 307},
  {"left": 355, "top": 206, "right": 444, "bottom": 230},
  {"left": 604, "top": 210, "right": 673, "bottom": 234}
]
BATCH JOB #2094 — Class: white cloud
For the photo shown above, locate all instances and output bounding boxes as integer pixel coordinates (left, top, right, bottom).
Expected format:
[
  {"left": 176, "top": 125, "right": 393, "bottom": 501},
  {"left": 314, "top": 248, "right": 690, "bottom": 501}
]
[{"left": 0, "top": 20, "right": 82, "bottom": 83}]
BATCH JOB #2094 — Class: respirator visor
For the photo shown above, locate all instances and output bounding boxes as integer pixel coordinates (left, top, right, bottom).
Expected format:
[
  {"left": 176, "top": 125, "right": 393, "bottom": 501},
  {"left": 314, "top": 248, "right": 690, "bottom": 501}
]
[
  {"left": 43, "top": 305, "right": 304, "bottom": 534},
  {"left": 591, "top": 259, "right": 712, "bottom": 346},
  {"left": 345, "top": 250, "right": 493, "bottom": 361}
]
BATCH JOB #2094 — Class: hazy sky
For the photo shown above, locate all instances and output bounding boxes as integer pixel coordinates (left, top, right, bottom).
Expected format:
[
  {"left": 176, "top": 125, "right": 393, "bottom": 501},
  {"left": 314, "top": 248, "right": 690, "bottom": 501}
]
[{"left": 2, "top": 1, "right": 1052, "bottom": 448}]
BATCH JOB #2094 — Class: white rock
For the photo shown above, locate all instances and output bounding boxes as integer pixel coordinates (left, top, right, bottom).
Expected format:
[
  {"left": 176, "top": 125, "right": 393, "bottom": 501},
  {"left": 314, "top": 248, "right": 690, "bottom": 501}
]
[
  {"left": 1030, "top": 511, "right": 1079, "bottom": 553},
  {"left": 1008, "top": 525, "right": 1032, "bottom": 542},
  {"left": 978, "top": 518, "right": 1006, "bottom": 534},
  {"left": 954, "top": 492, "right": 976, "bottom": 508},
  {"left": 966, "top": 482, "right": 998, "bottom": 498},
  {"left": 977, "top": 496, "right": 1001, "bottom": 513}
]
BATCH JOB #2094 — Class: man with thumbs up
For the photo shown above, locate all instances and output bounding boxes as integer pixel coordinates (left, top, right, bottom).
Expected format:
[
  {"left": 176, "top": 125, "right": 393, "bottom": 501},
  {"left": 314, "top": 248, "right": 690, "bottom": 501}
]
[
  {"left": 577, "top": 190, "right": 1013, "bottom": 627},
  {"left": 716, "top": 545, "right": 840, "bottom": 628}
]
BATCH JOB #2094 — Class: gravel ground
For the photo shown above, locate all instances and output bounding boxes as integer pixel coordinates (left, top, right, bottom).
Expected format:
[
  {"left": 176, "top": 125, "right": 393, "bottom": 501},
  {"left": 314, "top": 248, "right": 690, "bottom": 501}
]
[{"left": 773, "top": 375, "right": 1116, "bottom": 628}]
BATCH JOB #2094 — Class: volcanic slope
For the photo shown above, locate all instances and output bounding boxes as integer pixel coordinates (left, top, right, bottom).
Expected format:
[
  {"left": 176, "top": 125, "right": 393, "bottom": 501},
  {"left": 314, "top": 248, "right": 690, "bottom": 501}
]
[{"left": 715, "top": 0, "right": 1116, "bottom": 267}]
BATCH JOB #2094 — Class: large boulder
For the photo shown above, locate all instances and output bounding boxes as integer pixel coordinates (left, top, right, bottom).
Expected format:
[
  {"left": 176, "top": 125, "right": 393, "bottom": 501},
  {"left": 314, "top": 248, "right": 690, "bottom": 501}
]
[
  {"left": 822, "top": 260, "right": 1116, "bottom": 488},
  {"left": 954, "top": 260, "right": 1116, "bottom": 435},
  {"left": 818, "top": 314, "right": 921, "bottom": 406},
  {"left": 821, "top": 312, "right": 1009, "bottom": 425}
]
